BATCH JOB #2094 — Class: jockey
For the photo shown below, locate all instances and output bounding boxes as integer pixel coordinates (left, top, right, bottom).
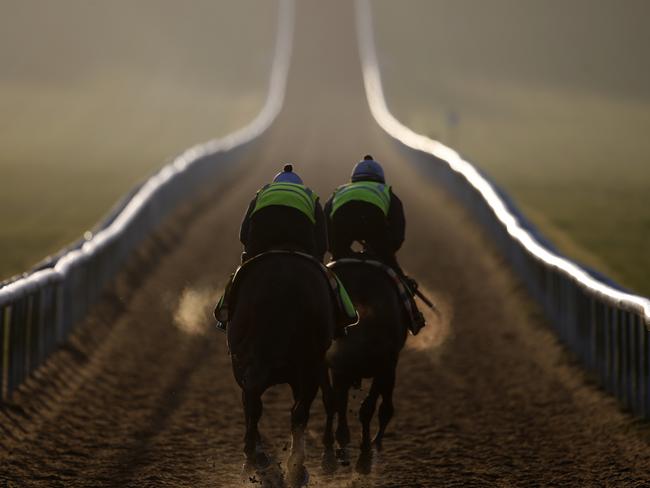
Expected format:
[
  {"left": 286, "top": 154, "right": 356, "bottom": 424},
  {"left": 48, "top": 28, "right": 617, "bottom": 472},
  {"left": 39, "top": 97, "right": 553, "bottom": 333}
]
[
  {"left": 324, "top": 155, "right": 426, "bottom": 334},
  {"left": 216, "top": 164, "right": 358, "bottom": 335},
  {"left": 240, "top": 164, "right": 327, "bottom": 262}
]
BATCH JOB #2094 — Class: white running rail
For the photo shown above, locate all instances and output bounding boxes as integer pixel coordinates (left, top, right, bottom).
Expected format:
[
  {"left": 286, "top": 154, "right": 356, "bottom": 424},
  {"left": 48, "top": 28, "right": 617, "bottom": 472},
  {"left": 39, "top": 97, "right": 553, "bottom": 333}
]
[
  {"left": 0, "top": 0, "right": 295, "bottom": 400},
  {"left": 356, "top": 0, "right": 650, "bottom": 417}
]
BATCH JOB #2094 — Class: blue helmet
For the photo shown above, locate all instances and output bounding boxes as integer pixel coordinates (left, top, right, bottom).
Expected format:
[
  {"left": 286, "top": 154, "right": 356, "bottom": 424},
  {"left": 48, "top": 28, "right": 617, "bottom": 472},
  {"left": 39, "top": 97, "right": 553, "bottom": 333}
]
[
  {"left": 351, "top": 154, "right": 385, "bottom": 183},
  {"left": 273, "top": 164, "right": 303, "bottom": 184}
]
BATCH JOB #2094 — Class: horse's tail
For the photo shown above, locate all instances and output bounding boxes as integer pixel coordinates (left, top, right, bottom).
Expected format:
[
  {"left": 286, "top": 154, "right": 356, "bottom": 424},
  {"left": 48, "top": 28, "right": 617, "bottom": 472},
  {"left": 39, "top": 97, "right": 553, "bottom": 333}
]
[{"left": 238, "top": 304, "right": 300, "bottom": 393}]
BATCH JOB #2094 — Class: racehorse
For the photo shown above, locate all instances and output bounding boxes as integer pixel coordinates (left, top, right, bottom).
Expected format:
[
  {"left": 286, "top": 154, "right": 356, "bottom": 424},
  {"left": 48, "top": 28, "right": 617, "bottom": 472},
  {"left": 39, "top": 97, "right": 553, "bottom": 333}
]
[
  {"left": 228, "top": 252, "right": 335, "bottom": 484},
  {"left": 323, "top": 258, "right": 409, "bottom": 458}
]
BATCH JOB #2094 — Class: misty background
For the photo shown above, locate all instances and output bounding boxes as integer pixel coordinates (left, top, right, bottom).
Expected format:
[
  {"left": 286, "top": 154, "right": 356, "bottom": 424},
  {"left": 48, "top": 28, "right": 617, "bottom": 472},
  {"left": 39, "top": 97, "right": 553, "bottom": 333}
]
[
  {"left": 0, "top": 0, "right": 276, "bottom": 279},
  {"left": 1, "top": 0, "right": 648, "bottom": 296},
  {"left": 373, "top": 0, "right": 650, "bottom": 294}
]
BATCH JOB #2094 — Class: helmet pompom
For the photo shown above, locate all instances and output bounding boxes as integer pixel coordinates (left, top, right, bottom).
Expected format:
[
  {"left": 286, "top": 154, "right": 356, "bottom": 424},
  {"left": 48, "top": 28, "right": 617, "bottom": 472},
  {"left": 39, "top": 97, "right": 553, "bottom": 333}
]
[
  {"left": 283, "top": 164, "right": 293, "bottom": 172},
  {"left": 363, "top": 154, "right": 374, "bottom": 161}
]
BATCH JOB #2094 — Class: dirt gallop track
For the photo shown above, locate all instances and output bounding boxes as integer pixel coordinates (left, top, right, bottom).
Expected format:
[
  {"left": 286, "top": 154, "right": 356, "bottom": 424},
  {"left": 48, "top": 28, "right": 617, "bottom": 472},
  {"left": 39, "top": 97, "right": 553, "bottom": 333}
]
[{"left": 2, "top": 2, "right": 650, "bottom": 486}]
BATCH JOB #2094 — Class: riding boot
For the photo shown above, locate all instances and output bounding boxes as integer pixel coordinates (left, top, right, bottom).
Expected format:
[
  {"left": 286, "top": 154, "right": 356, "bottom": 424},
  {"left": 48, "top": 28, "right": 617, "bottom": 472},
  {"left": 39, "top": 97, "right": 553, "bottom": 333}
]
[
  {"left": 329, "top": 271, "right": 357, "bottom": 338},
  {"left": 214, "top": 273, "right": 235, "bottom": 333},
  {"left": 408, "top": 298, "right": 426, "bottom": 335},
  {"left": 377, "top": 252, "right": 426, "bottom": 335},
  {"left": 332, "top": 302, "right": 353, "bottom": 339},
  {"left": 400, "top": 275, "right": 426, "bottom": 335}
]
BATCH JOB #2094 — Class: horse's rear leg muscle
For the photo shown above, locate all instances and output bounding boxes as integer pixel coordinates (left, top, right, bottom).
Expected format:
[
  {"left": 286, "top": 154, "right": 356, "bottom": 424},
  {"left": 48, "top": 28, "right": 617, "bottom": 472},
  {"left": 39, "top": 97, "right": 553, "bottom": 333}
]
[
  {"left": 359, "top": 378, "right": 382, "bottom": 452},
  {"left": 372, "top": 368, "right": 396, "bottom": 450},
  {"left": 333, "top": 373, "right": 352, "bottom": 448},
  {"left": 320, "top": 368, "right": 336, "bottom": 448}
]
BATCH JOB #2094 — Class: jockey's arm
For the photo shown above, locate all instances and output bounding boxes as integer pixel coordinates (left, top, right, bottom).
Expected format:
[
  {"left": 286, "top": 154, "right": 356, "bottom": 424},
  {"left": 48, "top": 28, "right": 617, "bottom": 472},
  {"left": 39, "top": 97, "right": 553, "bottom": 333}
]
[
  {"left": 323, "top": 193, "right": 334, "bottom": 218},
  {"left": 239, "top": 196, "right": 258, "bottom": 247},
  {"left": 314, "top": 198, "right": 328, "bottom": 262},
  {"left": 387, "top": 191, "right": 406, "bottom": 252},
  {"left": 322, "top": 195, "right": 335, "bottom": 253}
]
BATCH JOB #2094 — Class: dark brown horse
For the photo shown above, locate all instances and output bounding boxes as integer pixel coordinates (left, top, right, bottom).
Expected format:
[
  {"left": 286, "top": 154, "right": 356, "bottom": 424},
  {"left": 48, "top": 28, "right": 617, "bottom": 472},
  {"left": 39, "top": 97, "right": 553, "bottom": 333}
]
[
  {"left": 323, "top": 259, "right": 409, "bottom": 463},
  {"left": 228, "top": 252, "right": 335, "bottom": 484}
]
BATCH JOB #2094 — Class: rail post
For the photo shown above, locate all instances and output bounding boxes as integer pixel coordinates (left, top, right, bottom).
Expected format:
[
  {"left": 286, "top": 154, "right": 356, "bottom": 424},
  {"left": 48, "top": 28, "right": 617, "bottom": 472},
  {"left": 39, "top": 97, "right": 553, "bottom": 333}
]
[
  {"left": 628, "top": 313, "right": 639, "bottom": 414},
  {"left": 24, "top": 292, "right": 35, "bottom": 383},
  {"left": 1, "top": 305, "right": 7, "bottom": 400},
  {"left": 620, "top": 310, "right": 630, "bottom": 408},
  {"left": 638, "top": 316, "right": 648, "bottom": 417},
  {"left": 8, "top": 299, "right": 27, "bottom": 398}
]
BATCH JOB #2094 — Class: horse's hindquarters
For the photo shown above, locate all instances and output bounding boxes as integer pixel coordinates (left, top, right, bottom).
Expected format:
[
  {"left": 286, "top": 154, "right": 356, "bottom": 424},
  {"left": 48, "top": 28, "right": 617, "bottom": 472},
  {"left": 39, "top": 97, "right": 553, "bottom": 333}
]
[
  {"left": 229, "top": 254, "right": 335, "bottom": 388},
  {"left": 326, "top": 263, "right": 408, "bottom": 377}
]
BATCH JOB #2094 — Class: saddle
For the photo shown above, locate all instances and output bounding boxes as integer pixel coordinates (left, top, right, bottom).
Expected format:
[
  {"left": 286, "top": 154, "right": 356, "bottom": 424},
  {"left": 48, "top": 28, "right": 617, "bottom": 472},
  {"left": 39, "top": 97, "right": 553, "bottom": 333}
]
[
  {"left": 327, "top": 258, "right": 419, "bottom": 327},
  {"left": 214, "top": 250, "right": 359, "bottom": 333}
]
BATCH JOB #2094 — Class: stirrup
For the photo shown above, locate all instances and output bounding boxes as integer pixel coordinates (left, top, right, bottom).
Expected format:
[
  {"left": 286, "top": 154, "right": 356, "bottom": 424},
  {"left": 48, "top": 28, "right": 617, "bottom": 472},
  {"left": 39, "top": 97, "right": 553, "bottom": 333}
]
[{"left": 215, "top": 320, "right": 227, "bottom": 333}]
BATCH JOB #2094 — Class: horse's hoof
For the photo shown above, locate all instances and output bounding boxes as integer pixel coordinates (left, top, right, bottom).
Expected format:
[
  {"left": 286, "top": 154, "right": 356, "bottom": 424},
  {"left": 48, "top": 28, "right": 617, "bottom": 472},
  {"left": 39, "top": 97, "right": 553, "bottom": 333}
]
[
  {"left": 322, "top": 432, "right": 335, "bottom": 449},
  {"left": 355, "top": 449, "right": 373, "bottom": 475},
  {"left": 372, "top": 437, "right": 384, "bottom": 452},
  {"left": 244, "top": 451, "right": 271, "bottom": 472},
  {"left": 287, "top": 463, "right": 309, "bottom": 487},
  {"left": 335, "top": 447, "right": 350, "bottom": 466},
  {"left": 254, "top": 451, "right": 271, "bottom": 470},
  {"left": 360, "top": 440, "right": 372, "bottom": 454},
  {"left": 242, "top": 460, "right": 254, "bottom": 475},
  {"left": 335, "top": 430, "right": 350, "bottom": 448},
  {"left": 321, "top": 447, "right": 338, "bottom": 474}
]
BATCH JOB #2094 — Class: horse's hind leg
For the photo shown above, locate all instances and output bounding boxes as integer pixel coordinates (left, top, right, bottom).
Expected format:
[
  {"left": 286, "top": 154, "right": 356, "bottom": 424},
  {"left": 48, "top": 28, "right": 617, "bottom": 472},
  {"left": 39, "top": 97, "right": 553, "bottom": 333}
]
[
  {"left": 288, "top": 378, "right": 319, "bottom": 485},
  {"left": 320, "top": 367, "right": 336, "bottom": 448},
  {"left": 332, "top": 372, "right": 352, "bottom": 449},
  {"left": 319, "top": 367, "right": 340, "bottom": 473},
  {"left": 242, "top": 390, "right": 266, "bottom": 467},
  {"left": 359, "top": 378, "right": 382, "bottom": 452},
  {"left": 372, "top": 367, "right": 396, "bottom": 450}
]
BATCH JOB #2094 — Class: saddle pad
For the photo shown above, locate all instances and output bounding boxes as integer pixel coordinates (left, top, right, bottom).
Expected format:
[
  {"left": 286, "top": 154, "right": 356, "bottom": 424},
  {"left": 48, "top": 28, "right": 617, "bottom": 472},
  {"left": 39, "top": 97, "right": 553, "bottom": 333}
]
[
  {"left": 327, "top": 258, "right": 416, "bottom": 324},
  {"left": 219, "top": 250, "right": 358, "bottom": 325}
]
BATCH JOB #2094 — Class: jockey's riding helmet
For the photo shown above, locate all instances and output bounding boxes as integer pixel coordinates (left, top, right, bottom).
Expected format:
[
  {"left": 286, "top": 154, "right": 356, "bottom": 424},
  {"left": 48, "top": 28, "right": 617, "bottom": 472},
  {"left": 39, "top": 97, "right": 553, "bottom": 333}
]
[
  {"left": 351, "top": 154, "right": 385, "bottom": 183},
  {"left": 273, "top": 164, "right": 303, "bottom": 184}
]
